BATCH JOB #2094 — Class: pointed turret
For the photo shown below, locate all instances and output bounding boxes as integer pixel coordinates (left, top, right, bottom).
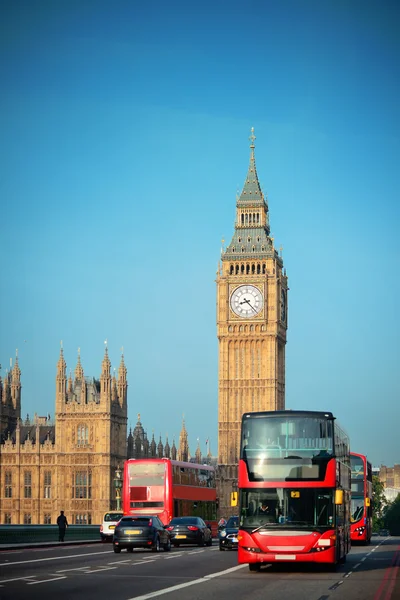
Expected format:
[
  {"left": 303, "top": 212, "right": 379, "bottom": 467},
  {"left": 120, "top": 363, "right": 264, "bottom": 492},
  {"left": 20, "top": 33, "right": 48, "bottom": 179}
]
[
  {"left": 117, "top": 351, "right": 128, "bottom": 410},
  {"left": 74, "top": 349, "right": 84, "bottom": 381},
  {"left": 56, "top": 345, "right": 67, "bottom": 412},
  {"left": 178, "top": 417, "right": 189, "bottom": 463},
  {"left": 100, "top": 344, "right": 112, "bottom": 407},
  {"left": 195, "top": 439, "right": 201, "bottom": 464},
  {"left": 10, "top": 351, "right": 21, "bottom": 414},
  {"left": 157, "top": 435, "right": 164, "bottom": 458},
  {"left": 127, "top": 427, "right": 134, "bottom": 458},
  {"left": 150, "top": 432, "right": 157, "bottom": 457},
  {"left": 171, "top": 437, "right": 177, "bottom": 461},
  {"left": 164, "top": 436, "right": 170, "bottom": 459}
]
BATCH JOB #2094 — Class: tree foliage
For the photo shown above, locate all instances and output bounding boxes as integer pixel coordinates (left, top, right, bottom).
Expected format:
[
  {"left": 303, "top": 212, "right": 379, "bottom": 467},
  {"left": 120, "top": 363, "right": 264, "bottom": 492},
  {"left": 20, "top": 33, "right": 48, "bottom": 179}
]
[
  {"left": 385, "top": 493, "right": 400, "bottom": 535},
  {"left": 372, "top": 475, "right": 386, "bottom": 530}
]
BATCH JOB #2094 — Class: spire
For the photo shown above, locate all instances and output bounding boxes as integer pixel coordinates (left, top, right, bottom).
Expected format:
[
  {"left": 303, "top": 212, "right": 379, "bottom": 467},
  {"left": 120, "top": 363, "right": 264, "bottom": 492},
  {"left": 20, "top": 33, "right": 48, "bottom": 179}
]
[
  {"left": 157, "top": 435, "right": 164, "bottom": 458},
  {"left": 75, "top": 348, "right": 84, "bottom": 381},
  {"left": 178, "top": 416, "right": 189, "bottom": 462},
  {"left": 222, "top": 128, "right": 277, "bottom": 262},
  {"left": 238, "top": 127, "right": 264, "bottom": 204},
  {"left": 171, "top": 437, "right": 177, "bottom": 461},
  {"left": 195, "top": 439, "right": 201, "bottom": 464},
  {"left": 101, "top": 343, "right": 111, "bottom": 374},
  {"left": 150, "top": 431, "right": 157, "bottom": 457},
  {"left": 12, "top": 350, "right": 21, "bottom": 382},
  {"left": 57, "top": 344, "right": 66, "bottom": 377},
  {"left": 164, "top": 435, "right": 170, "bottom": 459},
  {"left": 118, "top": 349, "right": 127, "bottom": 381}
]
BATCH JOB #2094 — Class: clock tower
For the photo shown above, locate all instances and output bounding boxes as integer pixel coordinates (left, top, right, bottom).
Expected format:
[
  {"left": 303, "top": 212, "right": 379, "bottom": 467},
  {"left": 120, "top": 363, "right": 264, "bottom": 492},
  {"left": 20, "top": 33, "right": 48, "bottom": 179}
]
[{"left": 216, "top": 129, "right": 288, "bottom": 470}]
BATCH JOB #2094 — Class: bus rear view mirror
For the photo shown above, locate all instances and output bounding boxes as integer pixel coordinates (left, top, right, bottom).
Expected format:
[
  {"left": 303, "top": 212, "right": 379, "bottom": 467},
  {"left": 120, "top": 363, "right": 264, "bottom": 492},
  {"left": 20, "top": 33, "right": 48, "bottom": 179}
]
[{"left": 335, "top": 490, "right": 344, "bottom": 505}]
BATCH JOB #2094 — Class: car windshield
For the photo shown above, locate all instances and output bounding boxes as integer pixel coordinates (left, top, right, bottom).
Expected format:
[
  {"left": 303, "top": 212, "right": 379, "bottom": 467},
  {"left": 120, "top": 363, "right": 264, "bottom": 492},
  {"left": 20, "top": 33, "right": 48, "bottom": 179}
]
[
  {"left": 226, "top": 517, "right": 239, "bottom": 528},
  {"left": 104, "top": 513, "right": 123, "bottom": 522},
  {"left": 170, "top": 517, "right": 198, "bottom": 525}
]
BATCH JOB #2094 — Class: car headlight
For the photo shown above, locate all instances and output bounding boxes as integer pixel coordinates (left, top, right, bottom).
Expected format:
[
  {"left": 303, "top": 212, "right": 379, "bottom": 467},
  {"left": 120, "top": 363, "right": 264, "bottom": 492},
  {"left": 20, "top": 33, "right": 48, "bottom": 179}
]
[{"left": 220, "top": 530, "right": 227, "bottom": 537}]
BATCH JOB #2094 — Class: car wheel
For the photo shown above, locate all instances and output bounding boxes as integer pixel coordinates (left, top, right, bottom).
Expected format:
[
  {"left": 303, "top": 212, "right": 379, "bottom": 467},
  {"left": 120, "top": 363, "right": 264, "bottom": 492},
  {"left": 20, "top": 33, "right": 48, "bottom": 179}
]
[
  {"left": 152, "top": 537, "right": 160, "bottom": 552},
  {"left": 163, "top": 538, "right": 171, "bottom": 552},
  {"left": 173, "top": 543, "right": 180, "bottom": 548},
  {"left": 198, "top": 535, "right": 205, "bottom": 547},
  {"left": 113, "top": 547, "right": 121, "bottom": 554},
  {"left": 249, "top": 563, "right": 261, "bottom": 572},
  {"left": 219, "top": 544, "right": 224, "bottom": 551},
  {"left": 206, "top": 537, "right": 212, "bottom": 547},
  {"left": 127, "top": 547, "right": 134, "bottom": 553}
]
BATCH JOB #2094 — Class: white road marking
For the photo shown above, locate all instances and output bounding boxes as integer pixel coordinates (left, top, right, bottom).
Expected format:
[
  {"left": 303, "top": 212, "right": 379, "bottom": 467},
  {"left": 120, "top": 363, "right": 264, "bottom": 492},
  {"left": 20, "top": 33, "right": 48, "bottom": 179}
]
[
  {"left": 56, "top": 567, "right": 91, "bottom": 573},
  {"left": 0, "top": 576, "right": 37, "bottom": 584},
  {"left": 353, "top": 562, "right": 361, "bottom": 569},
  {"left": 127, "top": 564, "right": 247, "bottom": 600},
  {"left": 0, "top": 550, "right": 113, "bottom": 567},
  {"left": 84, "top": 566, "right": 117, "bottom": 573},
  {"left": 27, "top": 576, "right": 67, "bottom": 585},
  {"left": 187, "top": 550, "right": 204, "bottom": 555}
]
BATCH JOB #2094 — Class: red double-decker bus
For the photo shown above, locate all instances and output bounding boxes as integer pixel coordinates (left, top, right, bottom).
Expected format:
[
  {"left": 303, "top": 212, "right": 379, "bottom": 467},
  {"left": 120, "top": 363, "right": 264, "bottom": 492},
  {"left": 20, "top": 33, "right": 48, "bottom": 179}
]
[
  {"left": 122, "top": 458, "right": 217, "bottom": 532},
  {"left": 350, "top": 452, "right": 372, "bottom": 544},
  {"left": 237, "top": 410, "right": 351, "bottom": 571}
]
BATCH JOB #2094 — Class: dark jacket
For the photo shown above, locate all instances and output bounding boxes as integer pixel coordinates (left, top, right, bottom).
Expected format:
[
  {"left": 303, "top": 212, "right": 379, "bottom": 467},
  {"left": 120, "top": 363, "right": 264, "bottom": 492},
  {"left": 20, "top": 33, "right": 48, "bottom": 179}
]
[{"left": 57, "top": 514, "right": 68, "bottom": 528}]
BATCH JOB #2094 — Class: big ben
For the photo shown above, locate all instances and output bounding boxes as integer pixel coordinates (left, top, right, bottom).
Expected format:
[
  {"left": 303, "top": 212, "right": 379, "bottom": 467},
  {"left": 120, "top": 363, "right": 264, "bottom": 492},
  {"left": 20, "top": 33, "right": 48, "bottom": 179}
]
[{"left": 217, "top": 129, "right": 288, "bottom": 467}]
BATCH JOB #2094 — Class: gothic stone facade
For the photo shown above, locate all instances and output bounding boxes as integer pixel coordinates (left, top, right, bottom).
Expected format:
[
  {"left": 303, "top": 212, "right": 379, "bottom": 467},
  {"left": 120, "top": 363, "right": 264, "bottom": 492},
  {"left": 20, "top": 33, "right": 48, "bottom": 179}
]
[
  {"left": 0, "top": 351, "right": 212, "bottom": 525},
  {"left": 0, "top": 348, "right": 127, "bottom": 525}
]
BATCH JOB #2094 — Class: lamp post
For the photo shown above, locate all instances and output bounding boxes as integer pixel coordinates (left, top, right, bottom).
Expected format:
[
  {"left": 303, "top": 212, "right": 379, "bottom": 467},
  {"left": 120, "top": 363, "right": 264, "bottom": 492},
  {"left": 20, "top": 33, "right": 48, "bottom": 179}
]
[{"left": 114, "top": 465, "right": 122, "bottom": 511}]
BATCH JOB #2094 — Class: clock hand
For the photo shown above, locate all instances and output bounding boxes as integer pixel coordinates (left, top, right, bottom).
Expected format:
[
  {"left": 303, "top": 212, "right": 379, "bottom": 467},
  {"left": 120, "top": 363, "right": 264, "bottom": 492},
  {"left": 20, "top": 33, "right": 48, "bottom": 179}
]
[{"left": 240, "top": 298, "right": 258, "bottom": 313}]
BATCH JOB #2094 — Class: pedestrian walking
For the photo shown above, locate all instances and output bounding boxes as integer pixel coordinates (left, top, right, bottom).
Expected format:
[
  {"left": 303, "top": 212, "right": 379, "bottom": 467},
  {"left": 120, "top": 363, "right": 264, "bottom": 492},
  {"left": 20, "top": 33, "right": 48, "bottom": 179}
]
[{"left": 57, "top": 510, "right": 68, "bottom": 542}]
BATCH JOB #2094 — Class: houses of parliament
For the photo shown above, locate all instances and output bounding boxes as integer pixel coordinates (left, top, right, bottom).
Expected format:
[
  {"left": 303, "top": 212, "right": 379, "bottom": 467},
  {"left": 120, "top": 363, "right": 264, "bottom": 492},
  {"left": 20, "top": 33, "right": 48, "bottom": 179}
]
[
  {"left": 0, "top": 129, "right": 287, "bottom": 524},
  {"left": 0, "top": 348, "right": 202, "bottom": 525}
]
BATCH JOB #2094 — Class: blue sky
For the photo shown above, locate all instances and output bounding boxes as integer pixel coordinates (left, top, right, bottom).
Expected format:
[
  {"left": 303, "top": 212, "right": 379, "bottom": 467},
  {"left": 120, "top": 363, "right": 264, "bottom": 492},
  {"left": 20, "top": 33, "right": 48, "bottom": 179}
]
[{"left": 1, "top": 0, "right": 399, "bottom": 467}]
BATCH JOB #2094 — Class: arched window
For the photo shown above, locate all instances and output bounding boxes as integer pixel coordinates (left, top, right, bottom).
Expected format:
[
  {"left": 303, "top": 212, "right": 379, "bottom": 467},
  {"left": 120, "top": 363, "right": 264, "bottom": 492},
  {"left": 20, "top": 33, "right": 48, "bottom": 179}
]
[
  {"left": 77, "top": 424, "right": 88, "bottom": 447},
  {"left": 252, "top": 264, "right": 255, "bottom": 274},
  {"left": 246, "top": 264, "right": 250, "bottom": 274},
  {"left": 257, "top": 264, "right": 261, "bottom": 274},
  {"left": 235, "top": 265, "right": 239, "bottom": 274},
  {"left": 241, "top": 264, "right": 245, "bottom": 274},
  {"left": 262, "top": 264, "right": 266, "bottom": 274},
  {"left": 230, "top": 265, "right": 234, "bottom": 275},
  {"left": 241, "top": 214, "right": 244, "bottom": 225},
  {"left": 252, "top": 246, "right": 255, "bottom": 252}
]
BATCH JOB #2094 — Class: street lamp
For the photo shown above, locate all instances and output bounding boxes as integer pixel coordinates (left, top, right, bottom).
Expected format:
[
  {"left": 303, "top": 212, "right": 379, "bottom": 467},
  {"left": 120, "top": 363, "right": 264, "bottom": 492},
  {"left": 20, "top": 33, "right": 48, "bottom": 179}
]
[{"left": 114, "top": 465, "right": 122, "bottom": 511}]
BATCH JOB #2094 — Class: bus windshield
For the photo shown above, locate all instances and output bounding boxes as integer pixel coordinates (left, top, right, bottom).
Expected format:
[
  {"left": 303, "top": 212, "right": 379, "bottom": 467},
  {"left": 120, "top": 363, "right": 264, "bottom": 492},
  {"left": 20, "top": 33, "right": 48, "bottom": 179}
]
[
  {"left": 240, "top": 488, "right": 335, "bottom": 529},
  {"left": 241, "top": 416, "right": 333, "bottom": 460}
]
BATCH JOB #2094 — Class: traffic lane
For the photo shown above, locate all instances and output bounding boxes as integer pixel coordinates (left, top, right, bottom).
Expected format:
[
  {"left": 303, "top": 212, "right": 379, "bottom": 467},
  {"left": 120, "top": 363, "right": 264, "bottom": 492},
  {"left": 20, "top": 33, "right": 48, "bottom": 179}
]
[
  {"left": 0, "top": 546, "right": 237, "bottom": 600},
  {"left": 121, "top": 541, "right": 400, "bottom": 600},
  {"left": 0, "top": 542, "right": 111, "bottom": 565}
]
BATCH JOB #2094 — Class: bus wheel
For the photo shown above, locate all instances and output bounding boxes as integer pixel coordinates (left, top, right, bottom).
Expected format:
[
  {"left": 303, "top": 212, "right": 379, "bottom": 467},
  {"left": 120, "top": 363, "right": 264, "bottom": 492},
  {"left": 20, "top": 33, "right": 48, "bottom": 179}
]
[
  {"left": 249, "top": 563, "right": 261, "bottom": 572},
  {"left": 339, "top": 554, "right": 347, "bottom": 564}
]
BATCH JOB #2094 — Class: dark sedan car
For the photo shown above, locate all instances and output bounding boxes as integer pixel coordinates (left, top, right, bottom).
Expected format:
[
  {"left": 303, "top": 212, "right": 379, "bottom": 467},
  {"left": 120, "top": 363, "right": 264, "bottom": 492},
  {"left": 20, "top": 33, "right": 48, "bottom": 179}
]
[
  {"left": 166, "top": 516, "right": 213, "bottom": 547},
  {"left": 219, "top": 516, "right": 239, "bottom": 550},
  {"left": 113, "top": 515, "right": 171, "bottom": 553}
]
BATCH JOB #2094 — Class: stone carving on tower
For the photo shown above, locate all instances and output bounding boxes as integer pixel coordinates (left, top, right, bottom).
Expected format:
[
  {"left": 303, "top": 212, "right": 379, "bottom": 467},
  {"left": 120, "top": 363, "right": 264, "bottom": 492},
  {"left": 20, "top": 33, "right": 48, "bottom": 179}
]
[{"left": 216, "top": 128, "right": 288, "bottom": 467}]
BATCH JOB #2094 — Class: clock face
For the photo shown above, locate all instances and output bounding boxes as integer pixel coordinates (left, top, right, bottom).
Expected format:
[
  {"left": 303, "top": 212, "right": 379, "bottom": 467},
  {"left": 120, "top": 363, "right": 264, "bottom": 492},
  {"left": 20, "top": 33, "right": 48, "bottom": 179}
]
[
  {"left": 230, "top": 285, "right": 263, "bottom": 318},
  {"left": 280, "top": 290, "right": 286, "bottom": 322}
]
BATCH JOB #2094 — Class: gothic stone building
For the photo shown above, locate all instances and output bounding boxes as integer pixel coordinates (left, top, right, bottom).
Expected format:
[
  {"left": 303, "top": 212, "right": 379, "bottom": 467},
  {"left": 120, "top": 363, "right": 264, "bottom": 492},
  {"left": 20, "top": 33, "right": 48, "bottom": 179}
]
[
  {"left": 0, "top": 350, "right": 211, "bottom": 525},
  {"left": 216, "top": 129, "right": 288, "bottom": 514}
]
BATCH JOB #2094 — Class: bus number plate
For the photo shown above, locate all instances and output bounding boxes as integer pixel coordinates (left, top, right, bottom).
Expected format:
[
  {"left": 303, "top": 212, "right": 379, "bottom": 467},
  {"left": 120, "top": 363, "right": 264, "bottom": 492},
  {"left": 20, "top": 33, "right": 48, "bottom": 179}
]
[{"left": 275, "top": 554, "right": 296, "bottom": 560}]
